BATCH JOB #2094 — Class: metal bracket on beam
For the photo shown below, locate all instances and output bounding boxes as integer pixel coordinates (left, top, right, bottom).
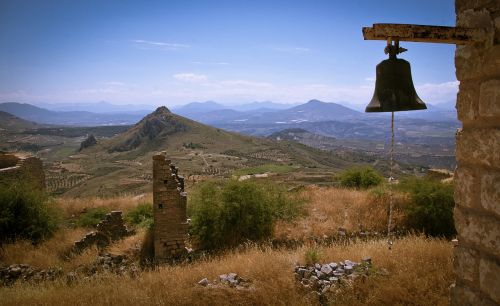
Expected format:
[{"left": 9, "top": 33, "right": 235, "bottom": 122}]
[{"left": 363, "top": 23, "right": 486, "bottom": 45}]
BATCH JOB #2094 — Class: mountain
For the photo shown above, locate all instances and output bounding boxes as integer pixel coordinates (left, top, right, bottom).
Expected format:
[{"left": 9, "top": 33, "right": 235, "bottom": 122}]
[
  {"left": 231, "top": 101, "right": 297, "bottom": 111},
  {"left": 281, "top": 99, "right": 361, "bottom": 122},
  {"left": 0, "top": 102, "right": 146, "bottom": 126},
  {"left": 0, "top": 111, "right": 43, "bottom": 132},
  {"left": 172, "top": 101, "right": 226, "bottom": 114},
  {"left": 173, "top": 99, "right": 362, "bottom": 125}
]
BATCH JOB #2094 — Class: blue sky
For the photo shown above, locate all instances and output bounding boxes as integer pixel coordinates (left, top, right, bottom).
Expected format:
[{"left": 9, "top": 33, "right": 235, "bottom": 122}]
[{"left": 0, "top": 0, "right": 457, "bottom": 107}]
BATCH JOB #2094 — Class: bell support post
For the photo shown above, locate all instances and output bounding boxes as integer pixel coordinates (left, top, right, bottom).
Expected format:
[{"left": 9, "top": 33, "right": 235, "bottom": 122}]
[{"left": 363, "top": 23, "right": 487, "bottom": 45}]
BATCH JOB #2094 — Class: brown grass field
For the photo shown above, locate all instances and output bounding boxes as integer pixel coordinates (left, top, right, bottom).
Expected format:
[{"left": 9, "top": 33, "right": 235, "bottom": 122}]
[{"left": 0, "top": 186, "right": 454, "bottom": 306}]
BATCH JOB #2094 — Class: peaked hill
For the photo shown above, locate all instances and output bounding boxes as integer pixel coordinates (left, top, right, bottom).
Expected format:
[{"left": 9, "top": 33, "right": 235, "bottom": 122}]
[{"left": 64, "top": 106, "right": 374, "bottom": 197}]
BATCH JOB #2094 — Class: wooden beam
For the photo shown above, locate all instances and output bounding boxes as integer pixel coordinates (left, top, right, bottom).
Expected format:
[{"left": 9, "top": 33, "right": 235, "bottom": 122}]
[{"left": 363, "top": 23, "right": 486, "bottom": 45}]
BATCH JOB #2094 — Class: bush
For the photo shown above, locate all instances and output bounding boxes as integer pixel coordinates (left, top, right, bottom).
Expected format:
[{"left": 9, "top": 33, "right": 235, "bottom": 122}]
[
  {"left": 339, "top": 166, "right": 383, "bottom": 189},
  {"left": 125, "top": 203, "right": 153, "bottom": 229},
  {"left": 0, "top": 182, "right": 60, "bottom": 244},
  {"left": 76, "top": 207, "right": 109, "bottom": 228},
  {"left": 304, "top": 247, "right": 321, "bottom": 266},
  {"left": 189, "top": 180, "right": 304, "bottom": 250},
  {"left": 398, "top": 178, "right": 455, "bottom": 237}
]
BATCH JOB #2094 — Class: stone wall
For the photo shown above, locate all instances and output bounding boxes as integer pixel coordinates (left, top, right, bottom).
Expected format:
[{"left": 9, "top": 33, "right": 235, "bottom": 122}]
[
  {"left": 73, "top": 211, "right": 134, "bottom": 253},
  {"left": 153, "top": 153, "right": 188, "bottom": 261},
  {"left": 452, "top": 1, "right": 500, "bottom": 305},
  {"left": 0, "top": 152, "right": 45, "bottom": 190}
]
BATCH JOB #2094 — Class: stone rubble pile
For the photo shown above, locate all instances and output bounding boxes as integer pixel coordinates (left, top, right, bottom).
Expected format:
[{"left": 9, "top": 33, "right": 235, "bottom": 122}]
[
  {"left": 69, "top": 253, "right": 140, "bottom": 282},
  {"left": 0, "top": 264, "right": 63, "bottom": 286},
  {"left": 294, "top": 257, "right": 373, "bottom": 296},
  {"left": 198, "top": 272, "right": 252, "bottom": 290},
  {"left": 0, "top": 253, "right": 140, "bottom": 287},
  {"left": 73, "top": 211, "right": 135, "bottom": 253}
]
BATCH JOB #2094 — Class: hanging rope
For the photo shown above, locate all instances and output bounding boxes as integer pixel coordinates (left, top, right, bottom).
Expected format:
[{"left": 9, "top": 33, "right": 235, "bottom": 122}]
[{"left": 387, "top": 111, "right": 395, "bottom": 250}]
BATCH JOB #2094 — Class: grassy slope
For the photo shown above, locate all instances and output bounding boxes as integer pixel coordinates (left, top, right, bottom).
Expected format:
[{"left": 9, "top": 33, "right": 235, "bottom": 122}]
[{"left": 0, "top": 236, "right": 452, "bottom": 306}]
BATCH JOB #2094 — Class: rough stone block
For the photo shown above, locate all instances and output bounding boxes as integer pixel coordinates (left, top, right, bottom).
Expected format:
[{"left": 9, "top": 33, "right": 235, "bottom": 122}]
[
  {"left": 453, "top": 246, "right": 479, "bottom": 283},
  {"left": 479, "top": 79, "right": 500, "bottom": 117},
  {"left": 457, "top": 8, "right": 493, "bottom": 28},
  {"left": 455, "top": 46, "right": 485, "bottom": 81},
  {"left": 450, "top": 283, "right": 497, "bottom": 306},
  {"left": 456, "top": 128, "right": 500, "bottom": 168},
  {"left": 454, "top": 167, "right": 479, "bottom": 209},
  {"left": 456, "top": 82, "right": 479, "bottom": 122},
  {"left": 480, "top": 170, "right": 500, "bottom": 217},
  {"left": 479, "top": 257, "right": 500, "bottom": 304},
  {"left": 455, "top": 0, "right": 500, "bottom": 14},
  {"left": 455, "top": 208, "right": 500, "bottom": 258},
  {"left": 482, "top": 45, "right": 500, "bottom": 78}
]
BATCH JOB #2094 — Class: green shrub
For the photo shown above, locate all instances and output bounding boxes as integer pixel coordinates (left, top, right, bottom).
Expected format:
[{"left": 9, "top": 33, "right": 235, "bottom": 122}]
[
  {"left": 189, "top": 180, "right": 304, "bottom": 250},
  {"left": 398, "top": 178, "right": 455, "bottom": 237},
  {"left": 76, "top": 207, "right": 109, "bottom": 228},
  {"left": 125, "top": 203, "right": 153, "bottom": 228},
  {"left": 304, "top": 247, "right": 321, "bottom": 266},
  {"left": 0, "top": 182, "right": 60, "bottom": 244},
  {"left": 339, "top": 166, "right": 383, "bottom": 189}
]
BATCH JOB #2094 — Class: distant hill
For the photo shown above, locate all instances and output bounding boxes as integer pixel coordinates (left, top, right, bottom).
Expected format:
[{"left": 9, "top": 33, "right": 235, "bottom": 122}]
[
  {"left": 173, "top": 99, "right": 362, "bottom": 125},
  {"left": 280, "top": 99, "right": 361, "bottom": 122},
  {"left": 0, "top": 102, "right": 146, "bottom": 126},
  {"left": 0, "top": 111, "right": 43, "bottom": 132},
  {"left": 172, "top": 101, "right": 226, "bottom": 114}
]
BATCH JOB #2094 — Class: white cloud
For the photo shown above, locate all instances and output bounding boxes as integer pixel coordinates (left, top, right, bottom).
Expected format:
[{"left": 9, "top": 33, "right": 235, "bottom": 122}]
[
  {"left": 173, "top": 73, "right": 208, "bottom": 82},
  {"left": 416, "top": 81, "right": 459, "bottom": 104},
  {"left": 132, "top": 39, "right": 190, "bottom": 50}
]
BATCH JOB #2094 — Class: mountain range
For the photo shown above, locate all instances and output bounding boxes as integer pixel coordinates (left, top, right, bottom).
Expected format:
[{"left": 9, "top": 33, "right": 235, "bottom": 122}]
[{"left": 1, "top": 99, "right": 457, "bottom": 127}]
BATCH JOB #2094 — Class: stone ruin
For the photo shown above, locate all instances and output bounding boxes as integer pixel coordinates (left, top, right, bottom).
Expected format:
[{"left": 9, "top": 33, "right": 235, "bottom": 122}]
[
  {"left": 0, "top": 152, "right": 45, "bottom": 190},
  {"left": 152, "top": 153, "right": 189, "bottom": 261},
  {"left": 73, "top": 211, "right": 134, "bottom": 253}
]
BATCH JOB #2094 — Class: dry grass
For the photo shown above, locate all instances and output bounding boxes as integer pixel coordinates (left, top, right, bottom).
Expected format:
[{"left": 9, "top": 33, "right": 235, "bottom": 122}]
[
  {"left": 0, "top": 228, "right": 97, "bottom": 270},
  {"left": 57, "top": 194, "right": 152, "bottom": 217},
  {"left": 0, "top": 235, "right": 453, "bottom": 306},
  {"left": 274, "top": 186, "right": 407, "bottom": 240}
]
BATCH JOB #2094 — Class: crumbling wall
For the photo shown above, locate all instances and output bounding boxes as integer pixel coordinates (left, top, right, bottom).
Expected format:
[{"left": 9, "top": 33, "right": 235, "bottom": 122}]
[
  {"left": 451, "top": 1, "right": 500, "bottom": 305},
  {"left": 73, "top": 211, "right": 134, "bottom": 253},
  {"left": 0, "top": 152, "right": 45, "bottom": 190},
  {"left": 153, "top": 153, "right": 188, "bottom": 261}
]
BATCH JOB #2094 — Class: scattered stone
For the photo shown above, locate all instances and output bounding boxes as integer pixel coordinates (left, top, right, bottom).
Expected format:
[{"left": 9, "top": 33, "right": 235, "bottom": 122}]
[
  {"left": 294, "top": 257, "right": 375, "bottom": 301},
  {"left": 198, "top": 278, "right": 209, "bottom": 286},
  {"left": 200, "top": 272, "right": 252, "bottom": 290},
  {"left": 344, "top": 265, "right": 353, "bottom": 274},
  {"left": 321, "top": 264, "right": 333, "bottom": 275}
]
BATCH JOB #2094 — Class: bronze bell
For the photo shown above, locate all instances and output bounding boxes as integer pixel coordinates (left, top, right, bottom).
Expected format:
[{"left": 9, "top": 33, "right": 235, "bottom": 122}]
[{"left": 365, "top": 41, "right": 427, "bottom": 112}]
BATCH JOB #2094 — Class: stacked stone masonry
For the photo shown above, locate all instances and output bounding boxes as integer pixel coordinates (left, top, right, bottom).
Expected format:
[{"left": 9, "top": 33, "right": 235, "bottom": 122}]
[
  {"left": 451, "top": 1, "right": 500, "bottom": 305},
  {"left": 153, "top": 153, "right": 188, "bottom": 261},
  {"left": 73, "top": 211, "right": 134, "bottom": 253},
  {"left": 0, "top": 152, "right": 45, "bottom": 191}
]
